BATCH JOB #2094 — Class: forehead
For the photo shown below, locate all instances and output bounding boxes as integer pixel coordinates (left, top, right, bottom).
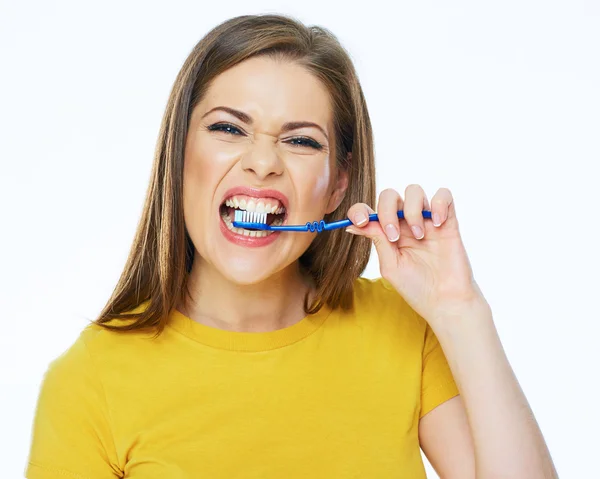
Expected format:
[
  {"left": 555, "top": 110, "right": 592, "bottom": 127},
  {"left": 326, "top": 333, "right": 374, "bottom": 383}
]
[{"left": 199, "top": 56, "right": 333, "bottom": 130}]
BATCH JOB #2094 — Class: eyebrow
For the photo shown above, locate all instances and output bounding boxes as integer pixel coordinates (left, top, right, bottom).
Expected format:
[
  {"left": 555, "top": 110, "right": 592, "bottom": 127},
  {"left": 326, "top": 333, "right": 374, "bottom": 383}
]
[{"left": 201, "top": 106, "right": 329, "bottom": 141}]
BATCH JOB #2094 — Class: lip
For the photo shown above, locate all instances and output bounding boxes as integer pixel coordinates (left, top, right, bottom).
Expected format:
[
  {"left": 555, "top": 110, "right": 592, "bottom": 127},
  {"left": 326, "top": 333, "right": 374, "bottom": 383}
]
[
  {"left": 220, "top": 186, "right": 289, "bottom": 211},
  {"left": 219, "top": 217, "right": 281, "bottom": 248}
]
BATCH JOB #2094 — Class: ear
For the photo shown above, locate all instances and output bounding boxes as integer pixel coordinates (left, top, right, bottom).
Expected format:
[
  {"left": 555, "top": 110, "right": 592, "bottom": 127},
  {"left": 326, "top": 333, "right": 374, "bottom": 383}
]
[{"left": 325, "top": 153, "right": 351, "bottom": 214}]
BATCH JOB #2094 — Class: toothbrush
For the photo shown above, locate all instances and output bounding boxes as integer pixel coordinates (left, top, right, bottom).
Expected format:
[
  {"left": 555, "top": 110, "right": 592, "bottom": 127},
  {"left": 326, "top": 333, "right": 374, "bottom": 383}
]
[{"left": 233, "top": 209, "right": 432, "bottom": 232}]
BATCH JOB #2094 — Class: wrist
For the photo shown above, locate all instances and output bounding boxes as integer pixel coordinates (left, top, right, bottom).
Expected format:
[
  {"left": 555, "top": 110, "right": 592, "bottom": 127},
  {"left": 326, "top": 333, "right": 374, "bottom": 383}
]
[{"left": 429, "top": 297, "right": 493, "bottom": 338}]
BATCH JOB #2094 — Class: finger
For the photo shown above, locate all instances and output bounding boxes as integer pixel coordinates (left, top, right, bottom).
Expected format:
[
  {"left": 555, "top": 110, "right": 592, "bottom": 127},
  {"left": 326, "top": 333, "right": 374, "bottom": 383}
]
[
  {"left": 346, "top": 202, "right": 399, "bottom": 269},
  {"left": 403, "top": 184, "right": 430, "bottom": 240},
  {"left": 377, "top": 188, "right": 402, "bottom": 242},
  {"left": 346, "top": 203, "right": 385, "bottom": 237},
  {"left": 430, "top": 187, "right": 455, "bottom": 228},
  {"left": 346, "top": 202, "right": 374, "bottom": 228}
]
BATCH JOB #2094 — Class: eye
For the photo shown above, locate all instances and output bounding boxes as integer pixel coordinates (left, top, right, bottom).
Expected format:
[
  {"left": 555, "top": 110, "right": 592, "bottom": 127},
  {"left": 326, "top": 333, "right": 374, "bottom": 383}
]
[
  {"left": 287, "top": 137, "right": 324, "bottom": 151},
  {"left": 207, "top": 122, "right": 244, "bottom": 136}
]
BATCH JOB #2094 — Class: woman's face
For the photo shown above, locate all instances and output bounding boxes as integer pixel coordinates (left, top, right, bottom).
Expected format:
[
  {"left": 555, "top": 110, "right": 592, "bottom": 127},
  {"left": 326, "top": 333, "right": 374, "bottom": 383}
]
[{"left": 183, "top": 56, "right": 348, "bottom": 285}]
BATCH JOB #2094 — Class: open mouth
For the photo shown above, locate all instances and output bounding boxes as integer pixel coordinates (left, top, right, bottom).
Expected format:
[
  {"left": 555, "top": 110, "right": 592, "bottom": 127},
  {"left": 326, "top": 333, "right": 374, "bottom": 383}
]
[{"left": 219, "top": 195, "right": 287, "bottom": 237}]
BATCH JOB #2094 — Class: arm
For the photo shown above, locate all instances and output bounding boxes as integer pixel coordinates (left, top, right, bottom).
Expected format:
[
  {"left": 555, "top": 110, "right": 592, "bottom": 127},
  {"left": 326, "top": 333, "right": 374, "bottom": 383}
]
[
  {"left": 422, "top": 303, "right": 559, "bottom": 479},
  {"left": 419, "top": 395, "right": 476, "bottom": 478}
]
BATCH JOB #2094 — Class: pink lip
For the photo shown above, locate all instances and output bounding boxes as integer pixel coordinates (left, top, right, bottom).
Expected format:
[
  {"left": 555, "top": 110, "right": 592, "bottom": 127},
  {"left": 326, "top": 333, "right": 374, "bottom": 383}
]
[
  {"left": 221, "top": 186, "right": 289, "bottom": 211},
  {"left": 219, "top": 217, "right": 281, "bottom": 247}
]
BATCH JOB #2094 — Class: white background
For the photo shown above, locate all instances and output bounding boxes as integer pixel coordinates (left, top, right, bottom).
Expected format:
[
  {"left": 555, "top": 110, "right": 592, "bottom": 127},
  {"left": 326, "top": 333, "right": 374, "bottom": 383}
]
[{"left": 1, "top": 1, "right": 599, "bottom": 477}]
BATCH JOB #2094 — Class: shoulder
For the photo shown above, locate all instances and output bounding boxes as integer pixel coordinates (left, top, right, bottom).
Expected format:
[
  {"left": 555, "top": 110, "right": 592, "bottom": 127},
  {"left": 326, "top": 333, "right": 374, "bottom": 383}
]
[
  {"left": 43, "top": 328, "right": 94, "bottom": 385},
  {"left": 28, "top": 325, "right": 126, "bottom": 477},
  {"left": 353, "top": 276, "right": 404, "bottom": 304},
  {"left": 352, "top": 276, "right": 420, "bottom": 319},
  {"left": 34, "top": 327, "right": 108, "bottom": 422},
  {"left": 350, "top": 276, "right": 428, "bottom": 337},
  {"left": 39, "top": 300, "right": 160, "bottom": 401},
  {"left": 44, "top": 300, "right": 155, "bottom": 379}
]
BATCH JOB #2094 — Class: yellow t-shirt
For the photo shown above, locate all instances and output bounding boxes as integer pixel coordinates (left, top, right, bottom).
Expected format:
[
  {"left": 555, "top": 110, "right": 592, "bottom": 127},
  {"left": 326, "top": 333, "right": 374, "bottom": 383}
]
[{"left": 26, "top": 277, "right": 459, "bottom": 478}]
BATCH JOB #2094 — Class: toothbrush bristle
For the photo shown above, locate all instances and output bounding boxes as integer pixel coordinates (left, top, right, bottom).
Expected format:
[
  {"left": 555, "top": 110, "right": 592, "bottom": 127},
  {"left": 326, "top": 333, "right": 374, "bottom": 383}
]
[{"left": 233, "top": 209, "right": 268, "bottom": 226}]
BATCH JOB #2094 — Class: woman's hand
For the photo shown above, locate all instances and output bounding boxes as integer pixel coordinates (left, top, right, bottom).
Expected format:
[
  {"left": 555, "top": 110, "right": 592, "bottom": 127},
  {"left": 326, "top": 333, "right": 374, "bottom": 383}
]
[{"left": 346, "top": 185, "right": 490, "bottom": 327}]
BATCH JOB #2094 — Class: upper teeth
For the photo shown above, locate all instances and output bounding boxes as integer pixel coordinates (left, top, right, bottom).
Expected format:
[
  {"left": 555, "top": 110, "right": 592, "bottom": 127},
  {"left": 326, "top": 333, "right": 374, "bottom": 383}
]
[{"left": 224, "top": 195, "right": 285, "bottom": 214}]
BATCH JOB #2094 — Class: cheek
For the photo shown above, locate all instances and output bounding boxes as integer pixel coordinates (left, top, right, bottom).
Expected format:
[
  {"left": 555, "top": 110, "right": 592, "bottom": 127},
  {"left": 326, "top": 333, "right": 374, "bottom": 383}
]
[
  {"left": 298, "top": 158, "right": 333, "bottom": 206},
  {"left": 184, "top": 134, "right": 236, "bottom": 202},
  {"left": 182, "top": 137, "right": 229, "bottom": 237},
  {"left": 313, "top": 166, "right": 331, "bottom": 196}
]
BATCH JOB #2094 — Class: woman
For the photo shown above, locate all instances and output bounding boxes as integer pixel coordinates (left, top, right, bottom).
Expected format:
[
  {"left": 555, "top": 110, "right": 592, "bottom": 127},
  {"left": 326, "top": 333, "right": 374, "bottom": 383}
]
[{"left": 26, "top": 14, "right": 558, "bottom": 478}]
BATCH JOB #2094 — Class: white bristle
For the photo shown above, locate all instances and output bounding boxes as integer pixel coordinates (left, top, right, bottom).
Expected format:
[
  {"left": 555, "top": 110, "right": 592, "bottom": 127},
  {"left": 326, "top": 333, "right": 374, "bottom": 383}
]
[{"left": 233, "top": 209, "right": 268, "bottom": 225}]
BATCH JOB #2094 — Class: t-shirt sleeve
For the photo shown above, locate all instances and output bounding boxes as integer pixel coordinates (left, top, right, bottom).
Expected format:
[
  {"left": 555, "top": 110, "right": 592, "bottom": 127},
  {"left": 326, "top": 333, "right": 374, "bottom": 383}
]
[
  {"left": 419, "top": 322, "right": 460, "bottom": 419},
  {"left": 25, "top": 331, "right": 122, "bottom": 479}
]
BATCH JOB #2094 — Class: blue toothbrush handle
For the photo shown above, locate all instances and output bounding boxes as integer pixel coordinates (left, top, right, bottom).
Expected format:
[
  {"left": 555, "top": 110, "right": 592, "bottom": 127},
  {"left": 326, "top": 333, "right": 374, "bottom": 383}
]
[
  {"left": 270, "top": 210, "right": 432, "bottom": 232},
  {"left": 324, "top": 210, "right": 432, "bottom": 231}
]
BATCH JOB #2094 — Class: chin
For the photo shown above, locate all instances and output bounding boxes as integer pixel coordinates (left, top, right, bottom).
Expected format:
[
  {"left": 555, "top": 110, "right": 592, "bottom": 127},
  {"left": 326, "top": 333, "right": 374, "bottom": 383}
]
[{"left": 215, "top": 254, "right": 284, "bottom": 286}]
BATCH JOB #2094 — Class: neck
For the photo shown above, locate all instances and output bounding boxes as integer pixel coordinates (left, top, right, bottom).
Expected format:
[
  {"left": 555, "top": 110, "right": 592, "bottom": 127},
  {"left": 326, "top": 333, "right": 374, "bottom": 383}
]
[{"left": 179, "top": 258, "right": 314, "bottom": 333}]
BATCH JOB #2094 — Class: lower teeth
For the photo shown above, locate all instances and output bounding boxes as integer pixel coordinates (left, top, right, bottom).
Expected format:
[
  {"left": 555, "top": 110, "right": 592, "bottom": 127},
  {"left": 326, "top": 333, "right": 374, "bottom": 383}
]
[{"left": 221, "top": 212, "right": 281, "bottom": 238}]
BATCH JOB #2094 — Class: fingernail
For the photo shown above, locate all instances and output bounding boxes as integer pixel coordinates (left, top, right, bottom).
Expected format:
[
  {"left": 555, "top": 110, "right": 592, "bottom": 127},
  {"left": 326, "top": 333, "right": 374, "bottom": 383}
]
[
  {"left": 384, "top": 224, "right": 400, "bottom": 242},
  {"left": 355, "top": 212, "right": 368, "bottom": 226},
  {"left": 345, "top": 227, "right": 358, "bottom": 235},
  {"left": 433, "top": 213, "right": 441, "bottom": 227},
  {"left": 411, "top": 225, "right": 424, "bottom": 239}
]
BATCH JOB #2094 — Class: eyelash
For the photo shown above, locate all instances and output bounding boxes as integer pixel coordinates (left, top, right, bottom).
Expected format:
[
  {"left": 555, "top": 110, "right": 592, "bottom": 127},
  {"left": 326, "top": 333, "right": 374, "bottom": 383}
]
[{"left": 207, "top": 122, "right": 324, "bottom": 150}]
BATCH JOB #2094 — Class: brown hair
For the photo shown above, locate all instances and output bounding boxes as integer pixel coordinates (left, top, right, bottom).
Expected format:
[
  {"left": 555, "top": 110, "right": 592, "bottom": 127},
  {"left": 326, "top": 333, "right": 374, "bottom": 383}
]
[{"left": 92, "top": 13, "right": 376, "bottom": 338}]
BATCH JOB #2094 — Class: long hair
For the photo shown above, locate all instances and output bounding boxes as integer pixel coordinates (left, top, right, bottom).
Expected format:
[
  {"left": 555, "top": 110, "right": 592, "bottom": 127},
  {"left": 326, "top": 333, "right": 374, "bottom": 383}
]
[{"left": 92, "top": 14, "right": 376, "bottom": 338}]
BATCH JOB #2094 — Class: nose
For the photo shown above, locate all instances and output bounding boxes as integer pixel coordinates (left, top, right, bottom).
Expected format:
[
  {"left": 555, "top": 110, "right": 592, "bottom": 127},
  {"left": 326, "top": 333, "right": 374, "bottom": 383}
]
[{"left": 240, "top": 133, "right": 284, "bottom": 180}]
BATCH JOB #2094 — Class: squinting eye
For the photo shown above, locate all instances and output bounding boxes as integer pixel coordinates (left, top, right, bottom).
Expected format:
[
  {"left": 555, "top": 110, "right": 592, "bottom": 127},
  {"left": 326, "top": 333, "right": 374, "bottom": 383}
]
[
  {"left": 287, "top": 137, "right": 323, "bottom": 150},
  {"left": 207, "top": 123, "right": 243, "bottom": 135}
]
